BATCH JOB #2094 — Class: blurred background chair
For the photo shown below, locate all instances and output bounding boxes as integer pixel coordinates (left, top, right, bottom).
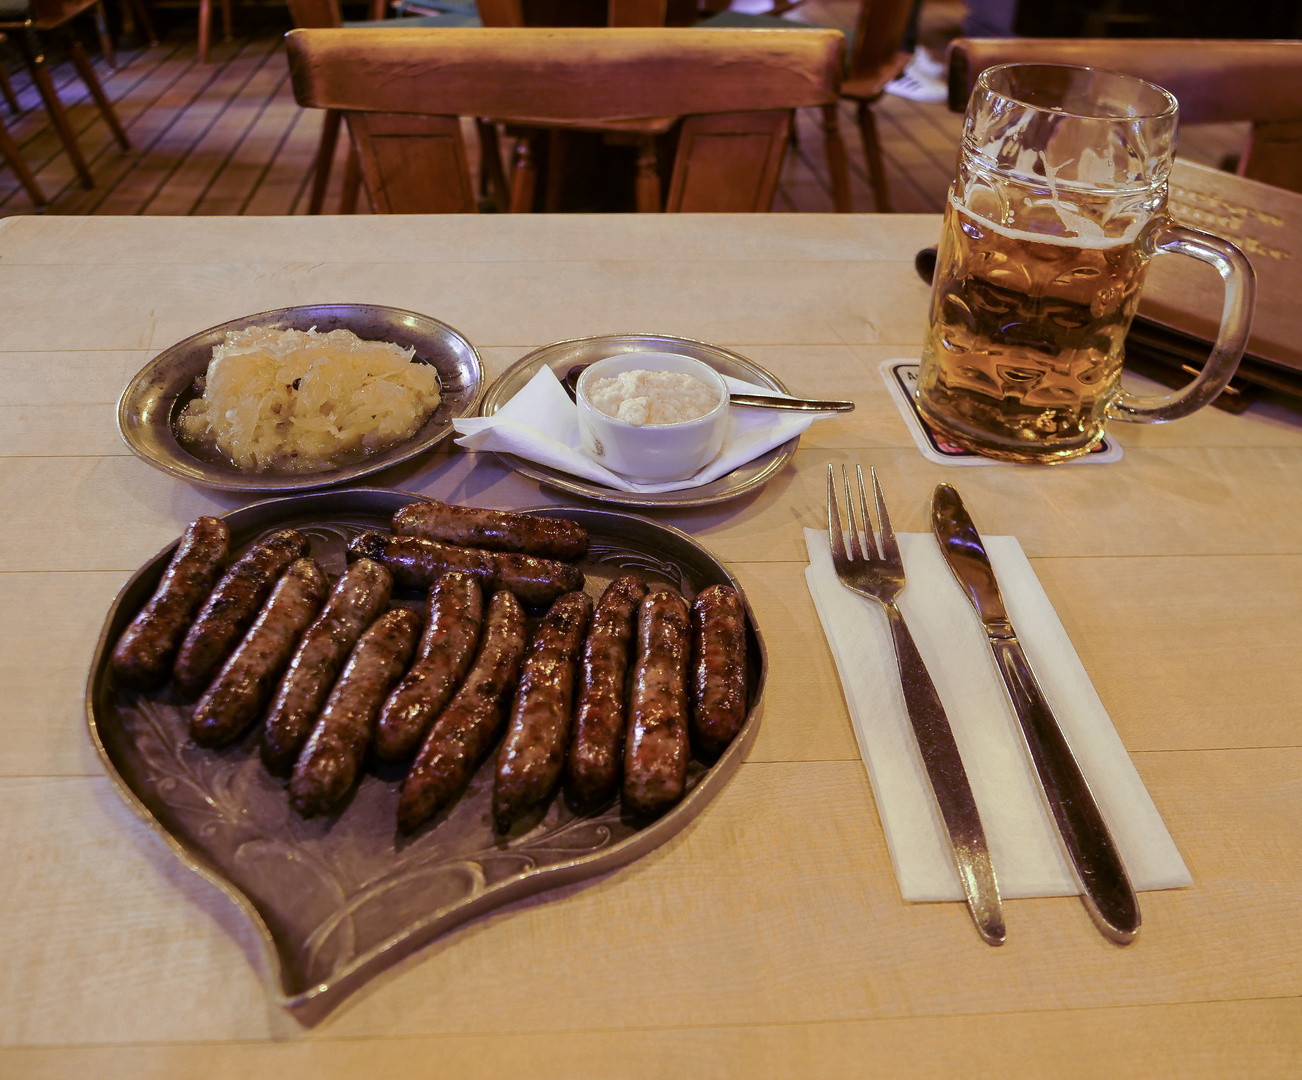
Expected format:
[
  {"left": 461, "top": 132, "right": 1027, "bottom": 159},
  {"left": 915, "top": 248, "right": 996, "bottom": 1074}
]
[
  {"left": 0, "top": 33, "right": 46, "bottom": 204},
  {"left": 286, "top": 26, "right": 849, "bottom": 213},
  {"left": 0, "top": 0, "right": 131, "bottom": 188},
  {"left": 286, "top": 0, "right": 484, "bottom": 211},
  {"left": 698, "top": 0, "right": 915, "bottom": 211},
  {"left": 946, "top": 38, "right": 1302, "bottom": 195}
]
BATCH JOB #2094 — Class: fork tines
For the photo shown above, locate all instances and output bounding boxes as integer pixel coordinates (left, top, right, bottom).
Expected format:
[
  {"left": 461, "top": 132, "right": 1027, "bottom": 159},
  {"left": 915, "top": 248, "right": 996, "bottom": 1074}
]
[{"left": 827, "top": 463, "right": 896, "bottom": 566}]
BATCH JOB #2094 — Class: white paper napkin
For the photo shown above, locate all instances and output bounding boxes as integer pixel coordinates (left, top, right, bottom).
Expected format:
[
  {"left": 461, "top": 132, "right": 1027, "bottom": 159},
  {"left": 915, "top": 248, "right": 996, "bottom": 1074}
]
[
  {"left": 453, "top": 366, "right": 837, "bottom": 494},
  {"left": 804, "top": 528, "right": 1192, "bottom": 902}
]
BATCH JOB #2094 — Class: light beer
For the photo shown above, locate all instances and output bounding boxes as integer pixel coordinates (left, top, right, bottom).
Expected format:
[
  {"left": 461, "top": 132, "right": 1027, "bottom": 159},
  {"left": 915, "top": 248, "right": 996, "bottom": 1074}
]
[{"left": 916, "top": 197, "right": 1151, "bottom": 463}]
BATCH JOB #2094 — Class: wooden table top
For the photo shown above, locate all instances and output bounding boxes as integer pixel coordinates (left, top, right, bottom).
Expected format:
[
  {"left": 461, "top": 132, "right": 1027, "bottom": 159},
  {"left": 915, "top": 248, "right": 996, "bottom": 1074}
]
[{"left": 1, "top": 211, "right": 1300, "bottom": 1079}]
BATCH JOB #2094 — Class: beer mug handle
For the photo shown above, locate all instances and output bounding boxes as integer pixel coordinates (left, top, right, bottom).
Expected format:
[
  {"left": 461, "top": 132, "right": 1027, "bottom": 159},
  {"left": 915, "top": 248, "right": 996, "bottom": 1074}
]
[{"left": 1107, "top": 220, "right": 1256, "bottom": 424}]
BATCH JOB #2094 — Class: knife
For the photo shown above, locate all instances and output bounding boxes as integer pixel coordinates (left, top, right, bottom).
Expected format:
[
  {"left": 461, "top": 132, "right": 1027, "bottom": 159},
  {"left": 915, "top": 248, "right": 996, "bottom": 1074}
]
[{"left": 930, "top": 483, "right": 1141, "bottom": 945}]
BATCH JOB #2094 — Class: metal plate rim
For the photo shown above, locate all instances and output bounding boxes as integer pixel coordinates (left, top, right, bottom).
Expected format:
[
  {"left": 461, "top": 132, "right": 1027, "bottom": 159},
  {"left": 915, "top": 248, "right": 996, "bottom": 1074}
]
[
  {"left": 117, "top": 304, "right": 486, "bottom": 493},
  {"left": 479, "top": 332, "right": 799, "bottom": 509}
]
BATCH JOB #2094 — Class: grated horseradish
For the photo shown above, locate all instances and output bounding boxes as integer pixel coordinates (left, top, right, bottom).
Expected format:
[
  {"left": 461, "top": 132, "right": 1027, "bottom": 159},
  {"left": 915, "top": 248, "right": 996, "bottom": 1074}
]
[{"left": 587, "top": 369, "right": 720, "bottom": 426}]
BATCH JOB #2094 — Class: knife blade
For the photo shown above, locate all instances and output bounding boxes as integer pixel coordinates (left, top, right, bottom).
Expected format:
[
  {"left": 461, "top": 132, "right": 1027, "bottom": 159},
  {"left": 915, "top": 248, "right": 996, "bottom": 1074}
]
[{"left": 930, "top": 483, "right": 1141, "bottom": 945}]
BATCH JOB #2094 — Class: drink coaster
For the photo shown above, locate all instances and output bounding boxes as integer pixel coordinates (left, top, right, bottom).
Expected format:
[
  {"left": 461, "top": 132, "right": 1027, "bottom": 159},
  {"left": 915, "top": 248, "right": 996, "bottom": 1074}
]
[{"left": 881, "top": 360, "right": 1124, "bottom": 467}]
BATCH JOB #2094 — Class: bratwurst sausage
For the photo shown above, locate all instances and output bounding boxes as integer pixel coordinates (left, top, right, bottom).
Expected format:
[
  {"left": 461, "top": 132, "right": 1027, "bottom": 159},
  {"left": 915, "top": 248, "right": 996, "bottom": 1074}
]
[
  {"left": 190, "top": 557, "right": 327, "bottom": 748},
  {"left": 622, "top": 588, "right": 691, "bottom": 818},
  {"left": 260, "top": 557, "right": 394, "bottom": 774},
  {"left": 565, "top": 575, "right": 649, "bottom": 807},
  {"left": 492, "top": 590, "right": 592, "bottom": 832},
  {"left": 110, "top": 516, "right": 230, "bottom": 691},
  {"left": 349, "top": 531, "right": 583, "bottom": 608},
  {"left": 289, "top": 606, "right": 423, "bottom": 817},
  {"left": 689, "top": 584, "right": 749, "bottom": 758},
  {"left": 397, "top": 590, "right": 526, "bottom": 832},
  {"left": 374, "top": 571, "right": 483, "bottom": 762},
  {"left": 172, "top": 529, "right": 310, "bottom": 699},
  {"left": 393, "top": 500, "right": 589, "bottom": 561}
]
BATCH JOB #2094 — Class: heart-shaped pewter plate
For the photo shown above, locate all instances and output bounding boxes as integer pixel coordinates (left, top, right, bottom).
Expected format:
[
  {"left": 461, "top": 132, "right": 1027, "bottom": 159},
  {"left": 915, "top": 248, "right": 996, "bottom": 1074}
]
[{"left": 86, "top": 489, "right": 765, "bottom": 1024}]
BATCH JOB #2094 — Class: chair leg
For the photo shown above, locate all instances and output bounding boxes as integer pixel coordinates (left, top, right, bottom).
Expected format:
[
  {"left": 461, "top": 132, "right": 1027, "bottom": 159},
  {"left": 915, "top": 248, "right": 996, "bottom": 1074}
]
[
  {"left": 198, "top": 0, "right": 211, "bottom": 62},
  {"left": 543, "top": 129, "right": 567, "bottom": 213},
  {"left": 821, "top": 103, "right": 852, "bottom": 213},
  {"left": 91, "top": 0, "right": 117, "bottom": 69},
  {"left": 126, "top": 0, "right": 160, "bottom": 46},
  {"left": 308, "top": 109, "right": 341, "bottom": 214},
  {"left": 220, "top": 0, "right": 233, "bottom": 42},
  {"left": 510, "top": 133, "right": 538, "bottom": 213},
  {"left": 66, "top": 34, "right": 130, "bottom": 151},
  {"left": 0, "top": 114, "right": 47, "bottom": 206},
  {"left": 16, "top": 30, "right": 94, "bottom": 188},
  {"left": 634, "top": 135, "right": 660, "bottom": 212},
  {"left": 476, "top": 119, "right": 509, "bottom": 211},
  {"left": 855, "top": 99, "right": 892, "bottom": 213},
  {"left": 339, "top": 141, "right": 361, "bottom": 213},
  {"left": 0, "top": 60, "right": 19, "bottom": 115}
]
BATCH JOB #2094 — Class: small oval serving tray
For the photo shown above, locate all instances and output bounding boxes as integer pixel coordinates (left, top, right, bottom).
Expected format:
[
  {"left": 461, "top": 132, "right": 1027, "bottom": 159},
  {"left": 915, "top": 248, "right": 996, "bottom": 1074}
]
[
  {"left": 479, "top": 333, "right": 799, "bottom": 509},
  {"left": 118, "top": 304, "right": 485, "bottom": 493},
  {"left": 86, "top": 489, "right": 766, "bottom": 1023}
]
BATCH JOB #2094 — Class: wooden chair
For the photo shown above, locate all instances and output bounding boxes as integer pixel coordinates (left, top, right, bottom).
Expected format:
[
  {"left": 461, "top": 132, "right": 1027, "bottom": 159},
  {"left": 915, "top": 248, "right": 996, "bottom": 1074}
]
[
  {"left": 698, "top": 0, "right": 915, "bottom": 212},
  {"left": 0, "top": 37, "right": 46, "bottom": 204},
  {"left": 286, "top": 0, "right": 481, "bottom": 212},
  {"left": 286, "top": 27, "right": 850, "bottom": 213},
  {"left": 0, "top": 0, "right": 131, "bottom": 189},
  {"left": 0, "top": 29, "right": 22, "bottom": 112},
  {"left": 946, "top": 39, "right": 1302, "bottom": 195}
]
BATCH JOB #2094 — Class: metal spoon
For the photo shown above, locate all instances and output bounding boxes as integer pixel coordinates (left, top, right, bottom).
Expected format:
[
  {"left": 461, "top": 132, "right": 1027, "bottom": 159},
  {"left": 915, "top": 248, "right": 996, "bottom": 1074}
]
[{"left": 562, "top": 365, "right": 854, "bottom": 412}]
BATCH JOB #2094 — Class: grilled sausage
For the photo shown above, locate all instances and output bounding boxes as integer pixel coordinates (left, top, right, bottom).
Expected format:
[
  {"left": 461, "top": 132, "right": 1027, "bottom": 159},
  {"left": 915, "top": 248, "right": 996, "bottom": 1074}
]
[
  {"left": 397, "top": 590, "right": 527, "bottom": 832},
  {"left": 492, "top": 591, "right": 593, "bottom": 831},
  {"left": 393, "top": 500, "right": 589, "bottom": 561},
  {"left": 110, "top": 517, "right": 230, "bottom": 691},
  {"left": 374, "top": 571, "right": 484, "bottom": 762},
  {"left": 565, "top": 575, "right": 649, "bottom": 807},
  {"left": 289, "top": 607, "right": 423, "bottom": 817},
  {"left": 172, "top": 529, "right": 310, "bottom": 699},
  {"left": 260, "top": 558, "right": 394, "bottom": 774},
  {"left": 622, "top": 588, "right": 691, "bottom": 818},
  {"left": 689, "top": 585, "right": 749, "bottom": 758},
  {"left": 349, "top": 531, "right": 583, "bottom": 608},
  {"left": 190, "top": 558, "right": 327, "bottom": 748}
]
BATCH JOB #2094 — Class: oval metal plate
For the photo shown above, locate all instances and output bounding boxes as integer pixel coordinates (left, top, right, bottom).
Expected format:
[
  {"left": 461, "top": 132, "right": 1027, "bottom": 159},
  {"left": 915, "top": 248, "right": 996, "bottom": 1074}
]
[
  {"left": 117, "top": 304, "right": 485, "bottom": 492},
  {"left": 479, "top": 333, "right": 800, "bottom": 509},
  {"left": 86, "top": 489, "right": 766, "bottom": 1023}
]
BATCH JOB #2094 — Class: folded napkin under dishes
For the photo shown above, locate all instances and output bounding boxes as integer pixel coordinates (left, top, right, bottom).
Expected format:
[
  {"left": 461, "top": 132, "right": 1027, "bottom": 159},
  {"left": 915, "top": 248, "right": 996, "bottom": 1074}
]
[
  {"left": 804, "top": 528, "right": 1192, "bottom": 902},
  {"left": 453, "top": 367, "right": 838, "bottom": 494}
]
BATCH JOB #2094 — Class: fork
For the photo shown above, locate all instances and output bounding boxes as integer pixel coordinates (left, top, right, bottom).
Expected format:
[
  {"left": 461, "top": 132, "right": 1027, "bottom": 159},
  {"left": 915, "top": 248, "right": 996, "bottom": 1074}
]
[{"left": 827, "top": 464, "right": 1006, "bottom": 946}]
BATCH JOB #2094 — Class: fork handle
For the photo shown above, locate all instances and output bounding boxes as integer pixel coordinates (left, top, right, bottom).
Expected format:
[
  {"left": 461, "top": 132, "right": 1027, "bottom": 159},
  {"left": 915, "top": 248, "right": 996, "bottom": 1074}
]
[{"left": 885, "top": 602, "right": 1006, "bottom": 946}]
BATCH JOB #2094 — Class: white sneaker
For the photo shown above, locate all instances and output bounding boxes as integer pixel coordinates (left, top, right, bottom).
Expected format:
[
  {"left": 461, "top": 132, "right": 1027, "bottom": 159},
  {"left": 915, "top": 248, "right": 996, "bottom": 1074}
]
[
  {"left": 884, "top": 50, "right": 948, "bottom": 104},
  {"left": 910, "top": 47, "right": 947, "bottom": 81}
]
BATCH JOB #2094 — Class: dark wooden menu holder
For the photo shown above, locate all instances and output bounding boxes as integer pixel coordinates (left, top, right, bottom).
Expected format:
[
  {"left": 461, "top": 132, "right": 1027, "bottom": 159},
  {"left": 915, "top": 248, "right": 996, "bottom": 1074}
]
[{"left": 1133, "top": 161, "right": 1302, "bottom": 407}]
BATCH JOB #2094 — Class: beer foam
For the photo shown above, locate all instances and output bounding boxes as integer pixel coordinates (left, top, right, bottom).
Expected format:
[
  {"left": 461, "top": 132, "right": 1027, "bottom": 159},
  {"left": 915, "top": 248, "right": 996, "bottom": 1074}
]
[{"left": 950, "top": 190, "right": 1143, "bottom": 250}]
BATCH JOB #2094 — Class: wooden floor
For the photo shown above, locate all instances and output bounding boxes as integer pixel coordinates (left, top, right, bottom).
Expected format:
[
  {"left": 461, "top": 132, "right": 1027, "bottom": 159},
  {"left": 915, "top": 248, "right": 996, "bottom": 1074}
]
[{"left": 0, "top": 3, "right": 1251, "bottom": 218}]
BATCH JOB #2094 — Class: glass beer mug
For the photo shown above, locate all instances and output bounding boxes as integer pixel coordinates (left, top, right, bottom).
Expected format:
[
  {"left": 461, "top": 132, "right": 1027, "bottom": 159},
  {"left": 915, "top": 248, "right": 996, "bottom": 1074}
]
[{"left": 916, "top": 64, "right": 1255, "bottom": 463}]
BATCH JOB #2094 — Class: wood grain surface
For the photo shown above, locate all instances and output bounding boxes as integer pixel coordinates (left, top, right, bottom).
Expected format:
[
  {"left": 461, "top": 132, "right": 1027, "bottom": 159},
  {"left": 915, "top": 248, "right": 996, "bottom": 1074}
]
[{"left": 0, "top": 211, "right": 1299, "bottom": 1078}]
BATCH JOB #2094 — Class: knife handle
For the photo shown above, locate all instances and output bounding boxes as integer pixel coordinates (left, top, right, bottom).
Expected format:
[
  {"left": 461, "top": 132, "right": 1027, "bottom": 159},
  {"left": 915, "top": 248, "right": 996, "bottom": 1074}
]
[
  {"left": 885, "top": 603, "right": 1006, "bottom": 946},
  {"left": 990, "top": 637, "right": 1141, "bottom": 944}
]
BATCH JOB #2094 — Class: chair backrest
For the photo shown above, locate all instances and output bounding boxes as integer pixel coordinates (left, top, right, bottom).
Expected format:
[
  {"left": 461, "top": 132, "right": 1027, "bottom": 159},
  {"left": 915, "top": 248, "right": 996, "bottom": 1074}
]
[
  {"left": 946, "top": 38, "right": 1302, "bottom": 193},
  {"left": 285, "top": 0, "right": 341, "bottom": 29},
  {"left": 845, "top": 0, "right": 915, "bottom": 84},
  {"left": 478, "top": 0, "right": 667, "bottom": 27},
  {"left": 286, "top": 26, "right": 845, "bottom": 213}
]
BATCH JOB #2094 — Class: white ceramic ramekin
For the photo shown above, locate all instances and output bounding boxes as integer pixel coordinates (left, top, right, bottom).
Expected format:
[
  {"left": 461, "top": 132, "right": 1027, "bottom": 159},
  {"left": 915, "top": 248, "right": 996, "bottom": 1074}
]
[{"left": 576, "top": 352, "right": 729, "bottom": 482}]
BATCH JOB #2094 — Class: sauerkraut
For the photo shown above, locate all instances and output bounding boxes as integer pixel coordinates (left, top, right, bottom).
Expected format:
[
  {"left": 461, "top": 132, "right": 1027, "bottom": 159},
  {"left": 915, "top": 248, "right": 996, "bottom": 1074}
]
[{"left": 177, "top": 326, "right": 442, "bottom": 474}]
